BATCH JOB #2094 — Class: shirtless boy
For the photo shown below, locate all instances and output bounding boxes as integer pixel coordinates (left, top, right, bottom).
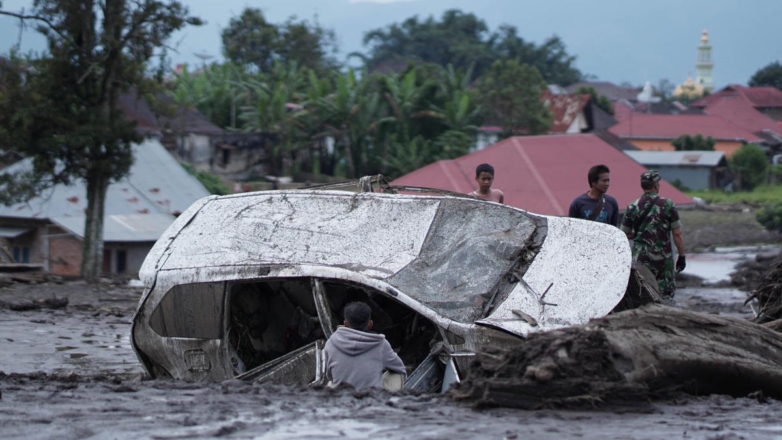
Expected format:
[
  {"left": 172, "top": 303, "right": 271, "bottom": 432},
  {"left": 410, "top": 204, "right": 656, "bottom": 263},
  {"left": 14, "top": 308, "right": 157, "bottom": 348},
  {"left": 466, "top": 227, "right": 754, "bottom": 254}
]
[{"left": 471, "top": 163, "right": 504, "bottom": 204}]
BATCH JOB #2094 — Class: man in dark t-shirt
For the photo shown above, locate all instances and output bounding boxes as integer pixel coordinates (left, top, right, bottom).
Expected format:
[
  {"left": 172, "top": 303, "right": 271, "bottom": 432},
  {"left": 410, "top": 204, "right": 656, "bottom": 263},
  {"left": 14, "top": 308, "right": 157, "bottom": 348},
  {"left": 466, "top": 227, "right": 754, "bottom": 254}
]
[{"left": 568, "top": 164, "right": 619, "bottom": 226}]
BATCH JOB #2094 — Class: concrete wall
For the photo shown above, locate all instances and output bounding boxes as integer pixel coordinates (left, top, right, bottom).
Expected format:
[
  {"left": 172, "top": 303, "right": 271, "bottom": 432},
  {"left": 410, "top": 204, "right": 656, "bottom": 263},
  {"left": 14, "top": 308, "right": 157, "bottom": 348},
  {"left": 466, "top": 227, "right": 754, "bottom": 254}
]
[
  {"left": 628, "top": 139, "right": 743, "bottom": 157},
  {"left": 175, "top": 134, "right": 213, "bottom": 168},
  {"left": 654, "top": 166, "right": 713, "bottom": 191}
]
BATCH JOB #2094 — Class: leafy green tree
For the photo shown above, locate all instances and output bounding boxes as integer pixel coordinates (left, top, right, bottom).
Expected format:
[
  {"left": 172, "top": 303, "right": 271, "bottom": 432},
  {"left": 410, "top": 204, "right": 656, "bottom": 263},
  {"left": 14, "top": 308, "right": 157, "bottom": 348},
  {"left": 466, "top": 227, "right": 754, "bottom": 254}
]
[
  {"left": 361, "top": 9, "right": 582, "bottom": 84},
  {"left": 756, "top": 203, "right": 782, "bottom": 233},
  {"left": 222, "top": 8, "right": 338, "bottom": 73},
  {"left": 0, "top": 0, "right": 200, "bottom": 281},
  {"left": 575, "top": 86, "right": 614, "bottom": 115},
  {"left": 181, "top": 163, "right": 229, "bottom": 195},
  {"left": 221, "top": 8, "right": 278, "bottom": 71},
  {"left": 276, "top": 16, "right": 339, "bottom": 72},
  {"left": 478, "top": 59, "right": 551, "bottom": 138},
  {"left": 749, "top": 61, "right": 782, "bottom": 91},
  {"left": 491, "top": 26, "right": 581, "bottom": 86},
  {"left": 433, "top": 130, "right": 473, "bottom": 160},
  {"left": 385, "top": 136, "right": 433, "bottom": 176},
  {"left": 316, "top": 68, "right": 384, "bottom": 177},
  {"left": 671, "top": 134, "right": 716, "bottom": 151},
  {"left": 363, "top": 10, "right": 494, "bottom": 77},
  {"left": 238, "top": 70, "right": 302, "bottom": 176},
  {"left": 729, "top": 144, "right": 769, "bottom": 190},
  {"left": 380, "top": 69, "right": 438, "bottom": 145}
]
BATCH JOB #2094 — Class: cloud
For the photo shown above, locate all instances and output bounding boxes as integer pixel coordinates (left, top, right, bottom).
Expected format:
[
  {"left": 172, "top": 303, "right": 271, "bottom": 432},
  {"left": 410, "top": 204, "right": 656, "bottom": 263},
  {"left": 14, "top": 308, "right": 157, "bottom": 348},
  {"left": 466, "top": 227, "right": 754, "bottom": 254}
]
[{"left": 349, "top": 0, "right": 420, "bottom": 3}]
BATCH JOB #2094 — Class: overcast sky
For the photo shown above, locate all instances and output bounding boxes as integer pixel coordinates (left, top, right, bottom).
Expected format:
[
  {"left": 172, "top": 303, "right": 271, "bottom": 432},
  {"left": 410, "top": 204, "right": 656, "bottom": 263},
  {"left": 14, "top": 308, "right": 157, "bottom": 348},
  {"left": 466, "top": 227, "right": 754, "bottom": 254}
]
[{"left": 1, "top": 0, "right": 780, "bottom": 88}]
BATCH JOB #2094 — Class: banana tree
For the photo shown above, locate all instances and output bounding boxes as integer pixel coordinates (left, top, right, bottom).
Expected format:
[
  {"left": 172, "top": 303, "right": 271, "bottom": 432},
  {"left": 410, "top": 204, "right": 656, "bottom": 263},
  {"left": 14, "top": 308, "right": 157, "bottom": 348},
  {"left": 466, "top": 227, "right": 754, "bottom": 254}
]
[
  {"left": 238, "top": 77, "right": 301, "bottom": 176},
  {"left": 316, "top": 68, "right": 385, "bottom": 177}
]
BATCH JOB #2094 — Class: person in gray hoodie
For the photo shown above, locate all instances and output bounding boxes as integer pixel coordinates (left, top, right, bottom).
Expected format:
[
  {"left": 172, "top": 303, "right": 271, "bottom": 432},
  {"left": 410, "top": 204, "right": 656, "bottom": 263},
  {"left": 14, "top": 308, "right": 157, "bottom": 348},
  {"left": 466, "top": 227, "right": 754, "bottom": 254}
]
[{"left": 323, "top": 302, "right": 406, "bottom": 390}]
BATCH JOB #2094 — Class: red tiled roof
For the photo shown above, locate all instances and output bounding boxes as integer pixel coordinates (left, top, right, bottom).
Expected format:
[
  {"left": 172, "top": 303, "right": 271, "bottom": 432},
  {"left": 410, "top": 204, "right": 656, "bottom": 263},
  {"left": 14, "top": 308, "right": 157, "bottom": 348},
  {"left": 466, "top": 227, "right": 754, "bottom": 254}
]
[
  {"left": 702, "top": 96, "right": 782, "bottom": 136},
  {"left": 393, "top": 133, "right": 692, "bottom": 216},
  {"left": 608, "top": 113, "right": 761, "bottom": 142},
  {"left": 543, "top": 93, "right": 591, "bottom": 133},
  {"left": 692, "top": 84, "right": 782, "bottom": 109}
]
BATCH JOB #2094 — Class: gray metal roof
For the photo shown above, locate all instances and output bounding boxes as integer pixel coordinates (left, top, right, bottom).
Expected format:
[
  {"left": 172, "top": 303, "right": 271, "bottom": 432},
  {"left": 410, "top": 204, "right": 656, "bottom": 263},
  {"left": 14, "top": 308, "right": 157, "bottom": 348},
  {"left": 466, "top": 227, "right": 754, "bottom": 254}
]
[
  {"left": 624, "top": 150, "right": 727, "bottom": 167},
  {"left": 0, "top": 226, "right": 32, "bottom": 238},
  {"left": 51, "top": 213, "right": 174, "bottom": 242},
  {"left": 0, "top": 138, "right": 210, "bottom": 241}
]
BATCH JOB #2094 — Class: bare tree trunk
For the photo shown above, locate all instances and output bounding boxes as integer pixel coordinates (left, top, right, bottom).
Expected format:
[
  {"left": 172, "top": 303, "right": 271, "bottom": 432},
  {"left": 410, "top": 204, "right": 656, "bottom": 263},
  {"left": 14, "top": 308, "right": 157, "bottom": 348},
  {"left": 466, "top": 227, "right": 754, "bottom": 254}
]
[{"left": 81, "top": 172, "right": 109, "bottom": 282}]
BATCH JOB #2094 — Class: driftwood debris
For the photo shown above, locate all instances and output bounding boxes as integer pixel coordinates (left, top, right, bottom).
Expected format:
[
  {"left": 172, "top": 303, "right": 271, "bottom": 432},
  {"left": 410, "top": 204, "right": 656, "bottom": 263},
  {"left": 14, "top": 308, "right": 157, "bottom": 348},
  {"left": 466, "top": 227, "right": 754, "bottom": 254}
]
[
  {"left": 453, "top": 305, "right": 782, "bottom": 408},
  {"left": 744, "top": 257, "right": 782, "bottom": 324}
]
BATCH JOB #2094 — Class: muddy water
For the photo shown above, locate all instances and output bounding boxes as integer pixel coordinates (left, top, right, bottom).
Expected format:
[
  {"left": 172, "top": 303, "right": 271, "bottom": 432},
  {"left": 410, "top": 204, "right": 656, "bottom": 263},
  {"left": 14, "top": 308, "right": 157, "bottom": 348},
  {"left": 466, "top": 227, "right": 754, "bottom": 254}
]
[
  {"left": 2, "top": 252, "right": 782, "bottom": 439},
  {"left": 0, "top": 310, "right": 142, "bottom": 376}
]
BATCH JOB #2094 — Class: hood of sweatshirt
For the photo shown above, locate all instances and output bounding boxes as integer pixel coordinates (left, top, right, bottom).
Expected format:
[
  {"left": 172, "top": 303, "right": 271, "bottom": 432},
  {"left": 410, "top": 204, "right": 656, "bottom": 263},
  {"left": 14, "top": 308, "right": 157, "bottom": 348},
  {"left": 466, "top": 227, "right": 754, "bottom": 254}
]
[{"left": 329, "top": 326, "right": 387, "bottom": 356}]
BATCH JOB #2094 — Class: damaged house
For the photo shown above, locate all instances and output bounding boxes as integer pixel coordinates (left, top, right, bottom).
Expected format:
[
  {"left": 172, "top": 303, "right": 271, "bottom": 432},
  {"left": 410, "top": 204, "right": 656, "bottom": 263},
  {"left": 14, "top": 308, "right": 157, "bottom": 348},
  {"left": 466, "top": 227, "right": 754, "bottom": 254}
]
[
  {"left": 119, "top": 89, "right": 273, "bottom": 179},
  {"left": 0, "top": 139, "right": 209, "bottom": 277}
]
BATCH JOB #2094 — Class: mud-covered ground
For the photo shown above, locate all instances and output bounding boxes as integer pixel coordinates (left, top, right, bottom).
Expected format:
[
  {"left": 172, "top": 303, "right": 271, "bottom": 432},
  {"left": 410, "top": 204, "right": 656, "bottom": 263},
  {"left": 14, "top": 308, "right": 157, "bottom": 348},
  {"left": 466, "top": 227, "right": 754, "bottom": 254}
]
[{"left": 1, "top": 254, "right": 782, "bottom": 439}]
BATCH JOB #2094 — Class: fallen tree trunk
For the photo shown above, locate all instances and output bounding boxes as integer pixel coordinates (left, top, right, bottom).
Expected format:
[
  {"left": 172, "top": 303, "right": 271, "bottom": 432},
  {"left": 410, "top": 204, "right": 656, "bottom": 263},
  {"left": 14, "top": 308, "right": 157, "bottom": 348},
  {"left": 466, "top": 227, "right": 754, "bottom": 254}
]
[{"left": 453, "top": 305, "right": 782, "bottom": 409}]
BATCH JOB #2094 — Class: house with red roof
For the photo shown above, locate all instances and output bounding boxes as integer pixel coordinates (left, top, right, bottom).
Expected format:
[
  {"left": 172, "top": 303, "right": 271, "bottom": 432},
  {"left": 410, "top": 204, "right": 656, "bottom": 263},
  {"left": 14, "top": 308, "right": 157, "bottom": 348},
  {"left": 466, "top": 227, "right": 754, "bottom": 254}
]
[
  {"left": 610, "top": 85, "right": 782, "bottom": 157},
  {"left": 394, "top": 133, "right": 692, "bottom": 216},
  {"left": 608, "top": 111, "right": 763, "bottom": 157},
  {"left": 477, "top": 91, "right": 617, "bottom": 149},
  {"left": 692, "top": 84, "right": 782, "bottom": 122}
]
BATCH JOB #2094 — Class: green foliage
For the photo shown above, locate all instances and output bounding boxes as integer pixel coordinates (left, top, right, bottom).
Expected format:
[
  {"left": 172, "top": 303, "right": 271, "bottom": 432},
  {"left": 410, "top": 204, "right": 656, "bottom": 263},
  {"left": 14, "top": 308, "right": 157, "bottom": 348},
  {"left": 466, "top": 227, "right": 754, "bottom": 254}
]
[
  {"left": 729, "top": 144, "right": 769, "bottom": 190},
  {"left": 686, "top": 186, "right": 782, "bottom": 205},
  {"left": 749, "top": 61, "right": 782, "bottom": 91},
  {"left": 478, "top": 58, "right": 551, "bottom": 137},
  {"left": 670, "top": 179, "right": 690, "bottom": 192},
  {"left": 181, "top": 163, "right": 229, "bottom": 195},
  {"left": 362, "top": 9, "right": 582, "bottom": 85},
  {"left": 770, "top": 164, "right": 782, "bottom": 180},
  {"left": 222, "top": 8, "right": 338, "bottom": 72},
  {"left": 756, "top": 203, "right": 782, "bottom": 233},
  {"left": 575, "top": 86, "right": 614, "bottom": 115},
  {"left": 671, "top": 134, "right": 716, "bottom": 151}
]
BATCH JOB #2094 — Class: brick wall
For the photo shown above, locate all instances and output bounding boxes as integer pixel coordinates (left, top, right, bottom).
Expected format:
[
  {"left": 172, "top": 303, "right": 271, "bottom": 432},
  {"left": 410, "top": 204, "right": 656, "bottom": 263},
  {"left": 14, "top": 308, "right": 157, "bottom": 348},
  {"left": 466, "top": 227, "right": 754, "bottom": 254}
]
[
  {"left": 0, "top": 220, "right": 47, "bottom": 267},
  {"left": 48, "top": 226, "right": 83, "bottom": 277}
]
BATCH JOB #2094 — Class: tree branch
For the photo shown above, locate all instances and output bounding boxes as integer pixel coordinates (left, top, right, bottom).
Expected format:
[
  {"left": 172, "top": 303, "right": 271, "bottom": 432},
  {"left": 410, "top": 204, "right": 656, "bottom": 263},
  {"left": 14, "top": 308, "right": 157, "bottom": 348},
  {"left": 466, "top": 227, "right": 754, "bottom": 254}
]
[{"left": 0, "top": 9, "right": 80, "bottom": 52}]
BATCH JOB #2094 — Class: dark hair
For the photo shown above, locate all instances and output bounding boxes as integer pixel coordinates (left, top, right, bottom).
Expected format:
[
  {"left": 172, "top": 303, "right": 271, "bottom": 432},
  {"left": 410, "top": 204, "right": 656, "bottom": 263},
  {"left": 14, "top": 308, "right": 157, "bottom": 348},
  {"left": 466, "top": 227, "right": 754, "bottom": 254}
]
[
  {"left": 344, "top": 302, "right": 371, "bottom": 331},
  {"left": 641, "top": 180, "right": 657, "bottom": 191},
  {"left": 587, "top": 164, "right": 610, "bottom": 187},
  {"left": 476, "top": 163, "right": 495, "bottom": 178}
]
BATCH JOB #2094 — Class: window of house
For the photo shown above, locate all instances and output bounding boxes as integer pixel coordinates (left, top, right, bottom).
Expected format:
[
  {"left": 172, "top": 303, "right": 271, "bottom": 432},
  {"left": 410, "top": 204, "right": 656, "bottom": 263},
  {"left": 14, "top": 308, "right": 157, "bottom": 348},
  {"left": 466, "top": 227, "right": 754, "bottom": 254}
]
[
  {"left": 12, "top": 246, "right": 29, "bottom": 264},
  {"left": 222, "top": 148, "right": 230, "bottom": 166}
]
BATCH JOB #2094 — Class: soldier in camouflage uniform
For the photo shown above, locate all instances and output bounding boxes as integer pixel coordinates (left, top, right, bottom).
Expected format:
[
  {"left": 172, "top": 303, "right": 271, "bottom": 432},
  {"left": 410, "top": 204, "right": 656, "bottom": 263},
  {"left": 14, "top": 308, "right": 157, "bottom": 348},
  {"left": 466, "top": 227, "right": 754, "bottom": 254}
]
[{"left": 621, "top": 170, "right": 687, "bottom": 300}]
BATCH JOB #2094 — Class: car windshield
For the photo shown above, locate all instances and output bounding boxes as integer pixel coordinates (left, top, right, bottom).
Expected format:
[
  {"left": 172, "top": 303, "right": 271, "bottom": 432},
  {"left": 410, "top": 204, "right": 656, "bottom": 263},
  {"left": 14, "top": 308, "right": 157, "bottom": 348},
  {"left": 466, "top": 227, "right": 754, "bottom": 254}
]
[{"left": 387, "top": 199, "right": 540, "bottom": 323}]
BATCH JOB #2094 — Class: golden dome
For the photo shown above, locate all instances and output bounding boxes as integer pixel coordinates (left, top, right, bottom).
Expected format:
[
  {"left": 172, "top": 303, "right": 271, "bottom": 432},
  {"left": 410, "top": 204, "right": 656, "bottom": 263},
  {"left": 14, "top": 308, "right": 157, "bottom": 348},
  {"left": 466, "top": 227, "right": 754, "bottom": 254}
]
[
  {"left": 701, "top": 29, "right": 709, "bottom": 43},
  {"left": 674, "top": 75, "right": 705, "bottom": 99}
]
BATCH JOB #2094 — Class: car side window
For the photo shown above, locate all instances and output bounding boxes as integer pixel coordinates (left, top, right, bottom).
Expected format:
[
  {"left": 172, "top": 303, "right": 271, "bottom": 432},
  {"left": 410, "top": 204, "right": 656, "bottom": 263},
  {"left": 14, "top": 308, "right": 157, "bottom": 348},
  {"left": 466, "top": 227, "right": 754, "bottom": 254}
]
[{"left": 149, "top": 282, "right": 225, "bottom": 339}]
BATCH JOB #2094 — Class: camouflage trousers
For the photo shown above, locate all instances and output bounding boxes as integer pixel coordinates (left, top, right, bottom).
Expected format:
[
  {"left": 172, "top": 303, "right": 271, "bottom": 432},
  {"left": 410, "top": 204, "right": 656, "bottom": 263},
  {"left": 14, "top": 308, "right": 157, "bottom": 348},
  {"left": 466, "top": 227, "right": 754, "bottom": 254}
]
[{"left": 636, "top": 254, "right": 676, "bottom": 299}]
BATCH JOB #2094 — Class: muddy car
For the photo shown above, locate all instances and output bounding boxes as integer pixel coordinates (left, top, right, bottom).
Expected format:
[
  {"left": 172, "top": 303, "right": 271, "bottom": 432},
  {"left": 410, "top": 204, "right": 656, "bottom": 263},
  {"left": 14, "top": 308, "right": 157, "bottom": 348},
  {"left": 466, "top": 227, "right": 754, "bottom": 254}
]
[{"left": 131, "top": 184, "right": 633, "bottom": 392}]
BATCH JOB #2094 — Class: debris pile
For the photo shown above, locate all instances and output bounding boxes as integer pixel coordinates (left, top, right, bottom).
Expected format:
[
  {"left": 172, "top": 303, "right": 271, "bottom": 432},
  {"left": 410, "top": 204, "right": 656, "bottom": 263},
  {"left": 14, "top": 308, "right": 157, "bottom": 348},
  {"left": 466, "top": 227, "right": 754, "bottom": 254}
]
[
  {"left": 731, "top": 252, "right": 781, "bottom": 291},
  {"left": 745, "top": 256, "right": 782, "bottom": 329},
  {"left": 452, "top": 305, "right": 782, "bottom": 409}
]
